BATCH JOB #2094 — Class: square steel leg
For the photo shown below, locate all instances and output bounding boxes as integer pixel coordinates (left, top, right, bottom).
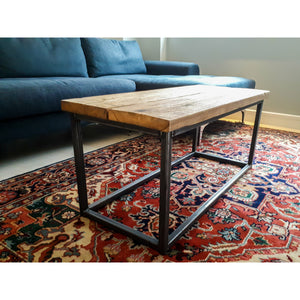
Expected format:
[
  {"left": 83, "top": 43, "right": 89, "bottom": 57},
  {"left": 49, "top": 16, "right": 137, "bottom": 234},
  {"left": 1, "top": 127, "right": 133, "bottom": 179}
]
[
  {"left": 70, "top": 114, "right": 88, "bottom": 214},
  {"left": 159, "top": 132, "right": 172, "bottom": 253}
]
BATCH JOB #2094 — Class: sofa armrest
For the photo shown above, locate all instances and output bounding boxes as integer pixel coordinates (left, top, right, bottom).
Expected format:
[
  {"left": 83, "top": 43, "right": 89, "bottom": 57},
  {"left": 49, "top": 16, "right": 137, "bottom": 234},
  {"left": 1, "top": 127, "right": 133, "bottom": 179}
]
[{"left": 144, "top": 60, "right": 200, "bottom": 76}]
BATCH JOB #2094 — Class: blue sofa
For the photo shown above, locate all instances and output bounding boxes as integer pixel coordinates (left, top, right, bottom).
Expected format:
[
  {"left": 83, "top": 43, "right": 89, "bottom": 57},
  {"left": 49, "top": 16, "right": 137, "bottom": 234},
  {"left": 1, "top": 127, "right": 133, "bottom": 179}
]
[{"left": 0, "top": 38, "right": 255, "bottom": 143}]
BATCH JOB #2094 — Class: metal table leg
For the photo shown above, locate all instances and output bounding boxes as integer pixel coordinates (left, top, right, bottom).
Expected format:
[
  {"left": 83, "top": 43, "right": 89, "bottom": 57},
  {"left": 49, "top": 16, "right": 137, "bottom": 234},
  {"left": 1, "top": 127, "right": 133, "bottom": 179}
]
[
  {"left": 70, "top": 114, "right": 88, "bottom": 214},
  {"left": 248, "top": 102, "right": 263, "bottom": 165},
  {"left": 159, "top": 132, "right": 172, "bottom": 253},
  {"left": 192, "top": 127, "right": 200, "bottom": 152}
]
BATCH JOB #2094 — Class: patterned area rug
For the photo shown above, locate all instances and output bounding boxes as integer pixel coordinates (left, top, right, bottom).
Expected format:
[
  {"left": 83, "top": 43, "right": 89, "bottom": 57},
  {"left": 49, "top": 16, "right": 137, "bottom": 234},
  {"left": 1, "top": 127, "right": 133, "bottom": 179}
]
[{"left": 1, "top": 121, "right": 300, "bottom": 262}]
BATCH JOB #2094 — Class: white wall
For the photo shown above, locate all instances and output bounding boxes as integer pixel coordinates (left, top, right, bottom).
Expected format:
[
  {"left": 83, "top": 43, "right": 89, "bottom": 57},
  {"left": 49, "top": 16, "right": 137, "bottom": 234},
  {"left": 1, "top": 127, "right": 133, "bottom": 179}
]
[{"left": 135, "top": 38, "right": 160, "bottom": 60}]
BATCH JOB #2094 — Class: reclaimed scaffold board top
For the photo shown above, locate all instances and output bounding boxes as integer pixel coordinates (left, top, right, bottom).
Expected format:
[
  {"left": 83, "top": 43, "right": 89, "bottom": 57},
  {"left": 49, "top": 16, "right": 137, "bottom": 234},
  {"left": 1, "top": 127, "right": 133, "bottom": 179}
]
[{"left": 61, "top": 85, "right": 270, "bottom": 132}]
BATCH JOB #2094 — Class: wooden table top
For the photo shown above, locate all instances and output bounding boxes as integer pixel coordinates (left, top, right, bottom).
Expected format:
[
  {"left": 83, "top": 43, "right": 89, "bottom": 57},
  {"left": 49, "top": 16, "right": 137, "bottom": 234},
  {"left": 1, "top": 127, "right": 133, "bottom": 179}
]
[{"left": 61, "top": 85, "right": 269, "bottom": 132}]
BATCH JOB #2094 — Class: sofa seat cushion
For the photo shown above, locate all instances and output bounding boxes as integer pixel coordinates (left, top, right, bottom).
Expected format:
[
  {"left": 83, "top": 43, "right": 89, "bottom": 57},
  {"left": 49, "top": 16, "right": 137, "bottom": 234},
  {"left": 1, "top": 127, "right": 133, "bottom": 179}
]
[
  {"left": 0, "top": 38, "right": 89, "bottom": 78},
  {"left": 81, "top": 38, "right": 147, "bottom": 77},
  {"left": 0, "top": 77, "right": 136, "bottom": 121},
  {"left": 102, "top": 74, "right": 256, "bottom": 90}
]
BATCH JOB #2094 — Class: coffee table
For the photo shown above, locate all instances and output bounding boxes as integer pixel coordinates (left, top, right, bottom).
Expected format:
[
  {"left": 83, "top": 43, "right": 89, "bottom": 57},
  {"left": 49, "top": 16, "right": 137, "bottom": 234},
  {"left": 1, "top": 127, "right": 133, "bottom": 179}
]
[{"left": 61, "top": 85, "right": 269, "bottom": 254}]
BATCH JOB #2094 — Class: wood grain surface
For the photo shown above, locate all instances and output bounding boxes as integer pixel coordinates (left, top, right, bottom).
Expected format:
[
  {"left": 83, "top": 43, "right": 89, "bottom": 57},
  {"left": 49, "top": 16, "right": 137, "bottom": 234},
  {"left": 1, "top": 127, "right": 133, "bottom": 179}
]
[{"left": 61, "top": 85, "right": 269, "bottom": 132}]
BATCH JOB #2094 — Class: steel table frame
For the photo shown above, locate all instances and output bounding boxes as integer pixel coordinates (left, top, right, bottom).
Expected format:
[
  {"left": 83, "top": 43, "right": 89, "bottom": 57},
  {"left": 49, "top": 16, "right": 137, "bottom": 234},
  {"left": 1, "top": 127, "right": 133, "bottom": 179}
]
[{"left": 70, "top": 100, "right": 263, "bottom": 254}]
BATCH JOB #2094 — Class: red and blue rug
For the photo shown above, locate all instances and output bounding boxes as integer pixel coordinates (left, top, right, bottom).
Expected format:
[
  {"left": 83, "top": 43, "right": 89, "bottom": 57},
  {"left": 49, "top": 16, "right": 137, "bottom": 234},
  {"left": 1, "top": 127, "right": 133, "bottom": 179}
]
[{"left": 0, "top": 121, "right": 299, "bottom": 262}]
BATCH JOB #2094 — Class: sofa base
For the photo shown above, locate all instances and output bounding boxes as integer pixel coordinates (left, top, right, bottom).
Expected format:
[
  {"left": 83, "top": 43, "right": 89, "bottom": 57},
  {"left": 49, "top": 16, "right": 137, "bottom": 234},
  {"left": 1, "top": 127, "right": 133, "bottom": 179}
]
[{"left": 0, "top": 112, "right": 73, "bottom": 143}]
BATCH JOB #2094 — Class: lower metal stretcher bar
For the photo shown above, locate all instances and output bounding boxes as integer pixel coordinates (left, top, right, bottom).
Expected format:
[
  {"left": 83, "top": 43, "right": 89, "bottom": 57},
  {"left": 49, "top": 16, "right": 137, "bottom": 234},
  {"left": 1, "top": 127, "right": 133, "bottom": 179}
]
[{"left": 83, "top": 151, "right": 249, "bottom": 252}]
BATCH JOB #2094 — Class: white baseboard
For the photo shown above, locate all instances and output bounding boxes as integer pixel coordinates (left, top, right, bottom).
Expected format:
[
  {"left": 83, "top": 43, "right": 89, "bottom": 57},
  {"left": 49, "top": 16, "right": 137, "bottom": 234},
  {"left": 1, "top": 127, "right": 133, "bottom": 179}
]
[{"left": 221, "top": 109, "right": 300, "bottom": 133}]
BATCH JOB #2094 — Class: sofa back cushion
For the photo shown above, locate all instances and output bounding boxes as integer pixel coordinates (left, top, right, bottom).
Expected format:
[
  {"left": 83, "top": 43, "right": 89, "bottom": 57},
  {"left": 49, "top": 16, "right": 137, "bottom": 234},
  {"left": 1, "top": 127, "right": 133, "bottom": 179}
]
[
  {"left": 81, "top": 38, "right": 146, "bottom": 77},
  {"left": 0, "top": 38, "right": 88, "bottom": 78}
]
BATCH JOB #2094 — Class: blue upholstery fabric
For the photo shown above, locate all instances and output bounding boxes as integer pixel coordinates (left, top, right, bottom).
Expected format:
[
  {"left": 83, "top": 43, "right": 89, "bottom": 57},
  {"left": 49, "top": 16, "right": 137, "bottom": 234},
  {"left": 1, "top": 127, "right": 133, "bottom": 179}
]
[
  {"left": 0, "top": 77, "right": 136, "bottom": 121},
  {"left": 0, "top": 38, "right": 88, "bottom": 78},
  {"left": 81, "top": 38, "right": 147, "bottom": 77},
  {"left": 102, "top": 74, "right": 256, "bottom": 90},
  {"left": 0, "top": 112, "right": 72, "bottom": 142},
  {"left": 0, "top": 36, "right": 257, "bottom": 144},
  {"left": 145, "top": 60, "right": 200, "bottom": 75}
]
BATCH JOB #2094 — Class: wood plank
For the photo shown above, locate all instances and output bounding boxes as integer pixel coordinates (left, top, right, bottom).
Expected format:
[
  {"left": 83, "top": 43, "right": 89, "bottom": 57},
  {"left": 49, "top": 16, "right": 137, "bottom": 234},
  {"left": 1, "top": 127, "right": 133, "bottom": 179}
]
[
  {"left": 108, "top": 90, "right": 268, "bottom": 131},
  {"left": 61, "top": 85, "right": 209, "bottom": 118},
  {"left": 61, "top": 85, "right": 270, "bottom": 132}
]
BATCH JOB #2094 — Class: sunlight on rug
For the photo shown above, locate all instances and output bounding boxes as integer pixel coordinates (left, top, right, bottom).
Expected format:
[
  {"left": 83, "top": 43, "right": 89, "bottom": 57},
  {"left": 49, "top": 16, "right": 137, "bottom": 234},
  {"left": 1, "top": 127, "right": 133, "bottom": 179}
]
[{"left": 0, "top": 121, "right": 299, "bottom": 262}]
